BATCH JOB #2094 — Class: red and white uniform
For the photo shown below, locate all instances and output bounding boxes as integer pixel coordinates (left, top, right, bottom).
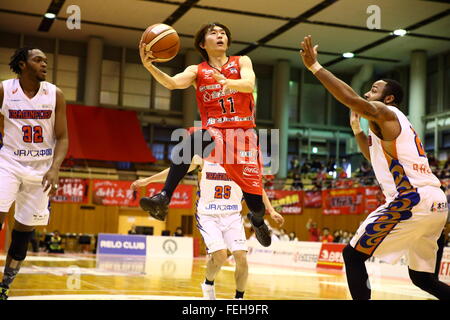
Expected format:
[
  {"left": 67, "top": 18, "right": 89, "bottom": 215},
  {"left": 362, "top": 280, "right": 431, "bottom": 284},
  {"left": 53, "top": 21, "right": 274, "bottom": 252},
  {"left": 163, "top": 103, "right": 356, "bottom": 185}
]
[
  {"left": 0, "top": 78, "right": 56, "bottom": 226},
  {"left": 350, "top": 106, "right": 447, "bottom": 273},
  {"left": 195, "top": 56, "right": 263, "bottom": 195}
]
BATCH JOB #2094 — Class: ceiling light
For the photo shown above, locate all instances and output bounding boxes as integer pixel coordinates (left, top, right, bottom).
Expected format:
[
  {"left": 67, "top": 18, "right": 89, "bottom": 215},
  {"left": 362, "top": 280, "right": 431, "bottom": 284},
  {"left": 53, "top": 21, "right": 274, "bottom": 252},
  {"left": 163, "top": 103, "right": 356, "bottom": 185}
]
[
  {"left": 393, "top": 29, "right": 407, "bottom": 36},
  {"left": 342, "top": 52, "right": 354, "bottom": 58},
  {"left": 44, "top": 12, "right": 56, "bottom": 19},
  {"left": 312, "top": 147, "right": 318, "bottom": 154}
]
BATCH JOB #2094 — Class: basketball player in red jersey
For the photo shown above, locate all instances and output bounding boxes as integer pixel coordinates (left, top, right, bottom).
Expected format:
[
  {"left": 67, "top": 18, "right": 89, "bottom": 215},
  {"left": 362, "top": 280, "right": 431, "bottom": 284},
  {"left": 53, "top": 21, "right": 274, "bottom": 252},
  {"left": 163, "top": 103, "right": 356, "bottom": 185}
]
[{"left": 139, "top": 23, "right": 271, "bottom": 247}]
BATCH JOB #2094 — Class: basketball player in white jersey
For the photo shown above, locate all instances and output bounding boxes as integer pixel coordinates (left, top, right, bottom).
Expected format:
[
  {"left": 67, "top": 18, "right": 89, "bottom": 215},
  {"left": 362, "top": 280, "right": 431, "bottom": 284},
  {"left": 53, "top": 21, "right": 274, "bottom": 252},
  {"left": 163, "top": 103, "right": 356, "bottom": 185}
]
[
  {"left": 300, "top": 36, "right": 449, "bottom": 300},
  {"left": 131, "top": 154, "right": 284, "bottom": 299},
  {"left": 0, "top": 47, "right": 68, "bottom": 300}
]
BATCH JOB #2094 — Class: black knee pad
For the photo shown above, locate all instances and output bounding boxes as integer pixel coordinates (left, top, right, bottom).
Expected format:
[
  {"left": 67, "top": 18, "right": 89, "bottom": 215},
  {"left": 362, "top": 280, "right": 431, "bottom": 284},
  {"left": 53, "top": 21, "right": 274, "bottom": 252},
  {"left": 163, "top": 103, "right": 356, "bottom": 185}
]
[
  {"left": 8, "top": 230, "right": 33, "bottom": 261},
  {"left": 343, "top": 244, "right": 370, "bottom": 264},
  {"left": 243, "top": 193, "right": 265, "bottom": 217},
  {"left": 409, "top": 268, "right": 433, "bottom": 290}
]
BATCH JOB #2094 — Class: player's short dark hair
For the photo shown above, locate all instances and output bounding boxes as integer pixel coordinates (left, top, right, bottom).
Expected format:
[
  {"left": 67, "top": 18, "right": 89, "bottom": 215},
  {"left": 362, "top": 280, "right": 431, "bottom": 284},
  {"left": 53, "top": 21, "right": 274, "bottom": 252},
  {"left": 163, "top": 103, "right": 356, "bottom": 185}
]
[
  {"left": 380, "top": 79, "right": 404, "bottom": 105},
  {"left": 194, "top": 22, "right": 232, "bottom": 61},
  {"left": 9, "top": 47, "right": 40, "bottom": 75}
]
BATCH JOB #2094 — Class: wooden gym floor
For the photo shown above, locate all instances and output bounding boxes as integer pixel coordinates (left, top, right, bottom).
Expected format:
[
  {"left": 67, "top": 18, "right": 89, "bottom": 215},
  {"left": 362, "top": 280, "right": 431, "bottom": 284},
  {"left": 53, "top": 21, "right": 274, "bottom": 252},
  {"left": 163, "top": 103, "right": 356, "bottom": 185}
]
[{"left": 0, "top": 252, "right": 438, "bottom": 300}]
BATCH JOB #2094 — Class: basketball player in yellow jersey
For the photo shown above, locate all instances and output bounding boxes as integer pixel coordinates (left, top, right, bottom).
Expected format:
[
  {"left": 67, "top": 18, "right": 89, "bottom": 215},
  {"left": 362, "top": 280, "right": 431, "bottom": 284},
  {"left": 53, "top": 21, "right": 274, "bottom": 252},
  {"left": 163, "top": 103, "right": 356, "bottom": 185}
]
[
  {"left": 300, "top": 36, "right": 449, "bottom": 300},
  {"left": 131, "top": 155, "right": 284, "bottom": 299},
  {"left": 0, "top": 48, "right": 69, "bottom": 300}
]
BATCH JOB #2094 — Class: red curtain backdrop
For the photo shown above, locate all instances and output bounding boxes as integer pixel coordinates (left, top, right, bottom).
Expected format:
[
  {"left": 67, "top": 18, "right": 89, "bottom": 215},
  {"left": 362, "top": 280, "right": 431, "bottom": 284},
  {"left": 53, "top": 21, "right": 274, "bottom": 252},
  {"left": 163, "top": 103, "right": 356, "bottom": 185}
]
[{"left": 66, "top": 104, "right": 156, "bottom": 162}]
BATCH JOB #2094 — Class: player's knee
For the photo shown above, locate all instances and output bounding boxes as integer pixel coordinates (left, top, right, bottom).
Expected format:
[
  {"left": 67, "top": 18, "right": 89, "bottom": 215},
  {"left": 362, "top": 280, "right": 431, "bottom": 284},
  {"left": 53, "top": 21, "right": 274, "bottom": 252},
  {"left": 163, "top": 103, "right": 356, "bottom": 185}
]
[
  {"left": 409, "top": 268, "right": 434, "bottom": 290},
  {"left": 343, "top": 244, "right": 369, "bottom": 264},
  {"left": 8, "top": 230, "right": 33, "bottom": 261},
  {"left": 211, "top": 250, "right": 227, "bottom": 266},
  {"left": 233, "top": 252, "right": 248, "bottom": 268}
]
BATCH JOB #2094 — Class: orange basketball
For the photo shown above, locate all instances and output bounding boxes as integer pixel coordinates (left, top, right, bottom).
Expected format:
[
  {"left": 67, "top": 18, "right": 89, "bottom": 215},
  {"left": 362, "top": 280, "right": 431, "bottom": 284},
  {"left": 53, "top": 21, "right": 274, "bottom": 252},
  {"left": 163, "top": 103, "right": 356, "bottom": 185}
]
[{"left": 141, "top": 23, "right": 180, "bottom": 62}]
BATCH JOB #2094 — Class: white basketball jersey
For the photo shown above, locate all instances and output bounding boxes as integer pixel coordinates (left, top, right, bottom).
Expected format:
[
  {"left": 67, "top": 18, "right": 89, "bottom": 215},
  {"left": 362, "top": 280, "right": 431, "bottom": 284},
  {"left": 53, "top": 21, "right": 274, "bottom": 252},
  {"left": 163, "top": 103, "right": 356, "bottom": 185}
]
[
  {"left": 368, "top": 106, "right": 441, "bottom": 201},
  {"left": 196, "top": 160, "right": 243, "bottom": 215},
  {"left": 1, "top": 78, "right": 56, "bottom": 162}
]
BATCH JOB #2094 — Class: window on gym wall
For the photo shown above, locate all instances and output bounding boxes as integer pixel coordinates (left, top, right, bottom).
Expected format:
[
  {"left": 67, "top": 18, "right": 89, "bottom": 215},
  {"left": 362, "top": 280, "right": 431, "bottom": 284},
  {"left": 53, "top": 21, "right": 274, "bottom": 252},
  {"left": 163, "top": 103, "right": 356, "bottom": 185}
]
[
  {"left": 426, "top": 57, "right": 439, "bottom": 114},
  {"left": 301, "top": 71, "right": 326, "bottom": 124},
  {"left": 153, "top": 66, "right": 172, "bottom": 110},
  {"left": 123, "top": 61, "right": 152, "bottom": 108}
]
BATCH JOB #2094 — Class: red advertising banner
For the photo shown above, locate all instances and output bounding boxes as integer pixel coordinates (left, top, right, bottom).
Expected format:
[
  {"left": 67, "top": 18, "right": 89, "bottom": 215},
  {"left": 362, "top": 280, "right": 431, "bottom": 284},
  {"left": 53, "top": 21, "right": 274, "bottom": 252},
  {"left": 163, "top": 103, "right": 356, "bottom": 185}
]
[
  {"left": 364, "top": 186, "right": 385, "bottom": 214},
  {"left": 304, "top": 191, "right": 322, "bottom": 208},
  {"left": 145, "top": 183, "right": 194, "bottom": 209},
  {"left": 51, "top": 178, "right": 89, "bottom": 204},
  {"left": 316, "top": 243, "right": 346, "bottom": 270},
  {"left": 266, "top": 190, "right": 303, "bottom": 215},
  {"left": 322, "top": 188, "right": 365, "bottom": 215},
  {"left": 92, "top": 180, "right": 139, "bottom": 207}
]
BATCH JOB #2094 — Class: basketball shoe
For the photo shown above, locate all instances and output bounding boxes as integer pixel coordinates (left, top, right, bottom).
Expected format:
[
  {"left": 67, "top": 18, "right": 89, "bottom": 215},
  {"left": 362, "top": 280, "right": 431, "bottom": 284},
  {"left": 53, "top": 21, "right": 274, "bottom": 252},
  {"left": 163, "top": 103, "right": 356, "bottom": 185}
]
[
  {"left": 201, "top": 282, "right": 216, "bottom": 300},
  {"left": 139, "top": 191, "right": 170, "bottom": 221},
  {"left": 247, "top": 212, "right": 271, "bottom": 247}
]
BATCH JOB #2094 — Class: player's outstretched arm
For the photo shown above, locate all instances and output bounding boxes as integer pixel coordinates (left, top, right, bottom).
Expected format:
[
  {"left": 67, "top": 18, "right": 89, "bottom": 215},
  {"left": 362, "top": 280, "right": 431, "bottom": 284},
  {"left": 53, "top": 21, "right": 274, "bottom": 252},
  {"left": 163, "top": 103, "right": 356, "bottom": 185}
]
[
  {"left": 139, "top": 40, "right": 197, "bottom": 90},
  {"left": 42, "top": 87, "right": 69, "bottom": 195},
  {"left": 262, "top": 189, "right": 284, "bottom": 226},
  {"left": 299, "top": 36, "right": 396, "bottom": 123},
  {"left": 350, "top": 111, "right": 370, "bottom": 161},
  {"left": 212, "top": 55, "right": 255, "bottom": 93}
]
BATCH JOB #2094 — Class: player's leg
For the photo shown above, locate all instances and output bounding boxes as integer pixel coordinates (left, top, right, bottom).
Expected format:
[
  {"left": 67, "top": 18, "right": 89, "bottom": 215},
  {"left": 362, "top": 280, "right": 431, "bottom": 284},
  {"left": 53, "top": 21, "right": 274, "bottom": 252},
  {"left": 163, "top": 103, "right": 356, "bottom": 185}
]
[
  {"left": 342, "top": 244, "right": 371, "bottom": 300},
  {"left": 0, "top": 164, "right": 21, "bottom": 300},
  {"left": 0, "top": 175, "right": 52, "bottom": 299},
  {"left": 196, "top": 214, "right": 226, "bottom": 300},
  {"left": 224, "top": 213, "right": 248, "bottom": 299},
  {"left": 231, "top": 250, "right": 248, "bottom": 299},
  {"left": 408, "top": 268, "right": 450, "bottom": 300},
  {"left": 434, "top": 230, "right": 446, "bottom": 279},
  {"left": 1, "top": 220, "right": 35, "bottom": 298},
  {"left": 140, "top": 129, "right": 214, "bottom": 220}
]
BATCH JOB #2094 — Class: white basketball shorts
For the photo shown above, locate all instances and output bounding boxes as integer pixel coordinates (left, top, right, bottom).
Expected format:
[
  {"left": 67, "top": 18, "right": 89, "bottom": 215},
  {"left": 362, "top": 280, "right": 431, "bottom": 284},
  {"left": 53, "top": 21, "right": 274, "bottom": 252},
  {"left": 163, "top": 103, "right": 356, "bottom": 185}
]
[
  {"left": 0, "top": 152, "right": 52, "bottom": 226},
  {"left": 350, "top": 185, "right": 448, "bottom": 273},
  {"left": 196, "top": 212, "right": 247, "bottom": 254}
]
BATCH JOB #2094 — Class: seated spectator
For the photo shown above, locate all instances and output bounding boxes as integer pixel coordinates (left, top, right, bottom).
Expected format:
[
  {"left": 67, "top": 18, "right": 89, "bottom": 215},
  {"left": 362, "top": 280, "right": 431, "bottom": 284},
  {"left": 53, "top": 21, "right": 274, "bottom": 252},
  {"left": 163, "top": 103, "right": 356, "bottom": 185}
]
[
  {"left": 174, "top": 227, "right": 184, "bottom": 237},
  {"left": 333, "top": 230, "right": 342, "bottom": 243},
  {"left": 306, "top": 218, "right": 319, "bottom": 242},
  {"left": 300, "top": 160, "right": 312, "bottom": 175},
  {"left": 289, "top": 232, "right": 298, "bottom": 242},
  {"left": 292, "top": 173, "right": 304, "bottom": 190},
  {"left": 360, "top": 160, "right": 372, "bottom": 177},
  {"left": 311, "top": 158, "right": 323, "bottom": 173},
  {"left": 278, "top": 229, "right": 290, "bottom": 241},
  {"left": 428, "top": 153, "right": 438, "bottom": 170},
  {"left": 326, "top": 158, "right": 336, "bottom": 173},
  {"left": 290, "top": 157, "right": 300, "bottom": 173},
  {"left": 48, "top": 230, "right": 64, "bottom": 254},
  {"left": 320, "top": 227, "right": 334, "bottom": 243},
  {"left": 128, "top": 224, "right": 137, "bottom": 235}
]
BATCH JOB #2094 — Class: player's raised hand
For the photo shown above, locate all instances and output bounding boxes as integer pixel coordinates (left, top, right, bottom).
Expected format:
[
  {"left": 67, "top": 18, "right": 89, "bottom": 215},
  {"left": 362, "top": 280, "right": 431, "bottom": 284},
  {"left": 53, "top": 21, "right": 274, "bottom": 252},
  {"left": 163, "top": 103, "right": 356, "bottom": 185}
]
[
  {"left": 139, "top": 40, "right": 157, "bottom": 68},
  {"left": 270, "top": 210, "right": 285, "bottom": 227},
  {"left": 299, "top": 35, "right": 319, "bottom": 70},
  {"left": 42, "top": 167, "right": 59, "bottom": 196}
]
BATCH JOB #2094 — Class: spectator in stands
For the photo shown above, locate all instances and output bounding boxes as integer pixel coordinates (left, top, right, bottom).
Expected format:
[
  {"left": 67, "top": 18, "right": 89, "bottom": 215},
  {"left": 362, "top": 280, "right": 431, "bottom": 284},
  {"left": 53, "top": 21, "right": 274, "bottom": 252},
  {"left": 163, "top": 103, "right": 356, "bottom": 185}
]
[
  {"left": 311, "top": 158, "right": 323, "bottom": 173},
  {"left": 300, "top": 160, "right": 312, "bottom": 176},
  {"left": 289, "top": 231, "right": 298, "bottom": 242},
  {"left": 340, "top": 230, "right": 351, "bottom": 244},
  {"left": 320, "top": 227, "right": 334, "bottom": 243},
  {"left": 326, "top": 158, "right": 336, "bottom": 173},
  {"left": 292, "top": 173, "right": 304, "bottom": 190},
  {"left": 333, "top": 230, "right": 342, "bottom": 243},
  {"left": 278, "top": 229, "right": 290, "bottom": 241},
  {"left": 306, "top": 218, "right": 320, "bottom": 242},
  {"left": 128, "top": 224, "right": 137, "bottom": 235},
  {"left": 48, "top": 231, "right": 64, "bottom": 254},
  {"left": 428, "top": 153, "right": 438, "bottom": 170},
  {"left": 174, "top": 227, "right": 184, "bottom": 237},
  {"left": 290, "top": 157, "right": 300, "bottom": 173}
]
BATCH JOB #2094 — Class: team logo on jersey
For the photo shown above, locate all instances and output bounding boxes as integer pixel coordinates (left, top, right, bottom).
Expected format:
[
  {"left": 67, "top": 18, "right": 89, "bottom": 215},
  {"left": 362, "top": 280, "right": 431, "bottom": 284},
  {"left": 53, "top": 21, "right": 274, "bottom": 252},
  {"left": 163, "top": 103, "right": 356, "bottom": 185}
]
[
  {"left": 228, "top": 68, "right": 238, "bottom": 74},
  {"left": 225, "top": 61, "right": 236, "bottom": 69},
  {"left": 12, "top": 88, "right": 18, "bottom": 94},
  {"left": 203, "top": 92, "right": 211, "bottom": 102},
  {"left": 431, "top": 202, "right": 448, "bottom": 212}
]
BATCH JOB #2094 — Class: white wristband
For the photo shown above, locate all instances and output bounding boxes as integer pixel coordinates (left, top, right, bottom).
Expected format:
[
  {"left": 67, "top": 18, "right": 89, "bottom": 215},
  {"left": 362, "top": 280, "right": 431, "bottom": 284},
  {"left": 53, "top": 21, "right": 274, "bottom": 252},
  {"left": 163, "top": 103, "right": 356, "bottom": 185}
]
[{"left": 308, "top": 62, "right": 323, "bottom": 74}]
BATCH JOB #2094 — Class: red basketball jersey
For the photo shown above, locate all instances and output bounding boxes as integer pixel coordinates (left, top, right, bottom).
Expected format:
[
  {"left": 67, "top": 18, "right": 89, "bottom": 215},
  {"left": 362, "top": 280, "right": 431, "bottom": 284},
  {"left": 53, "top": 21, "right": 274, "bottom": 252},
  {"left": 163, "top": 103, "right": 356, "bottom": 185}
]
[{"left": 196, "top": 56, "right": 255, "bottom": 129}]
